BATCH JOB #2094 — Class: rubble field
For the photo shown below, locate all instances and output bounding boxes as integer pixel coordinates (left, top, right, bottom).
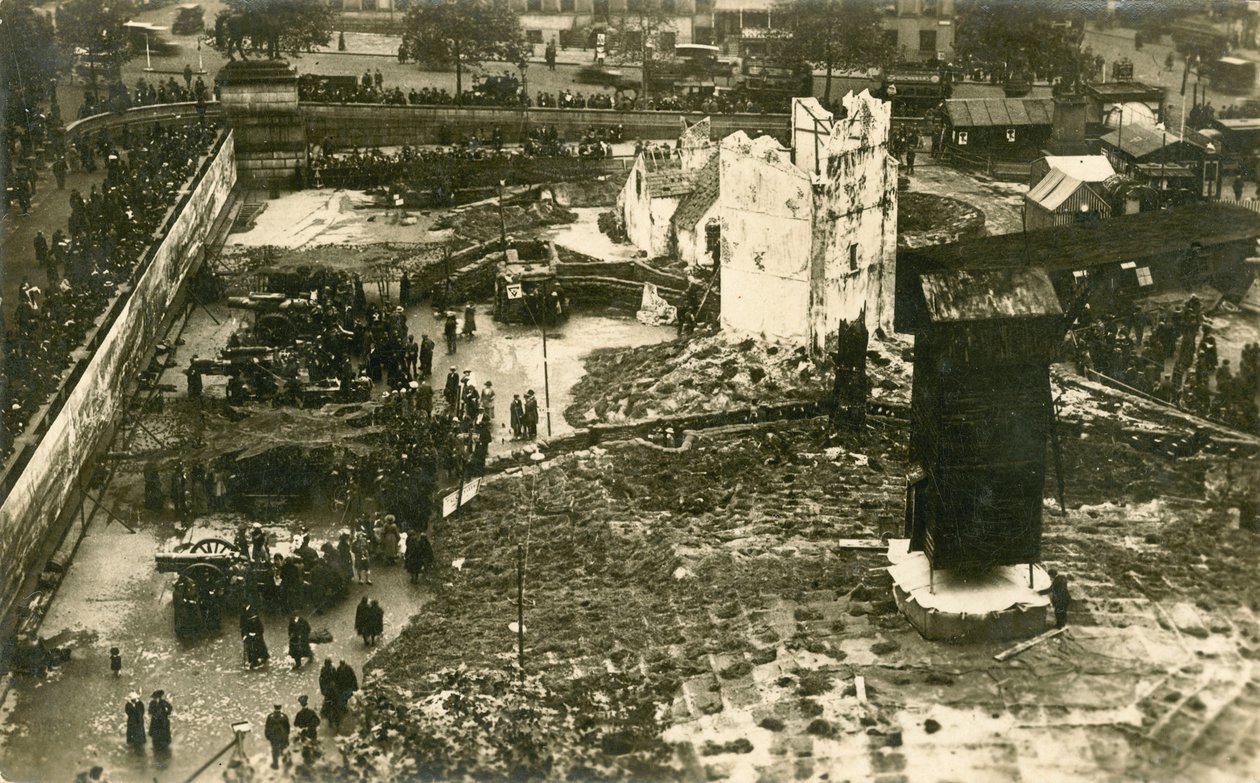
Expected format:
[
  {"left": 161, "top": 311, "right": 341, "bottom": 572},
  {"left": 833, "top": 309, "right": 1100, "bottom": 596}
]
[
  {"left": 336, "top": 387, "right": 1260, "bottom": 782},
  {"left": 565, "top": 331, "right": 910, "bottom": 426}
]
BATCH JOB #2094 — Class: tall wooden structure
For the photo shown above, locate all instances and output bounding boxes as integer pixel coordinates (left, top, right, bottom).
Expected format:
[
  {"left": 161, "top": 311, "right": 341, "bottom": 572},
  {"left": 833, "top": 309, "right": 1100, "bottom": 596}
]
[{"left": 905, "top": 268, "right": 1064, "bottom": 572}]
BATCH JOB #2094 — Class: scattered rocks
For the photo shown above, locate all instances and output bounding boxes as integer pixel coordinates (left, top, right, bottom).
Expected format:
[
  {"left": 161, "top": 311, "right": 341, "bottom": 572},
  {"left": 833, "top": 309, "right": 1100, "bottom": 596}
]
[{"left": 701, "top": 738, "right": 754, "bottom": 755}]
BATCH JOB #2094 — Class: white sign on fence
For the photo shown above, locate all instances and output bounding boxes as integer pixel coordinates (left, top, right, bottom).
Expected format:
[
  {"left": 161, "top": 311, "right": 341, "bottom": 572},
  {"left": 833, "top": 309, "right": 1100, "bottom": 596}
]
[{"left": 442, "top": 476, "right": 483, "bottom": 517}]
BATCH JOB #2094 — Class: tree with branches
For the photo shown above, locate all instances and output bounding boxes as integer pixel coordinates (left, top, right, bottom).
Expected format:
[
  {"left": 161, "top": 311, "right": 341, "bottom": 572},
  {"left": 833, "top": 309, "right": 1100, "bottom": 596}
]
[
  {"left": 210, "top": 0, "right": 334, "bottom": 61},
  {"left": 56, "top": 0, "right": 135, "bottom": 85},
  {"left": 954, "top": 0, "right": 1085, "bottom": 89},
  {"left": 607, "top": 0, "right": 676, "bottom": 105},
  {"left": 401, "top": 0, "right": 524, "bottom": 98},
  {"left": 0, "top": 0, "right": 67, "bottom": 126},
  {"left": 771, "top": 0, "right": 893, "bottom": 105}
]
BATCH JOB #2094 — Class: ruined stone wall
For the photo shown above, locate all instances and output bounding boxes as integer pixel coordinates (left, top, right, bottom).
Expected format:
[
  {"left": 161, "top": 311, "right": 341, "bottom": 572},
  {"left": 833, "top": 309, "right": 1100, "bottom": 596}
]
[
  {"left": 808, "top": 91, "right": 898, "bottom": 349},
  {"left": 618, "top": 155, "right": 678, "bottom": 258},
  {"left": 0, "top": 134, "right": 237, "bottom": 623},
  {"left": 716, "top": 134, "right": 815, "bottom": 341}
]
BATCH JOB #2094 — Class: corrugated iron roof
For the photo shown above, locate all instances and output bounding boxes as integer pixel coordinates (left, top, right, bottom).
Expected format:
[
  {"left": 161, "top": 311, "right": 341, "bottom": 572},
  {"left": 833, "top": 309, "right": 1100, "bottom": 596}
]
[
  {"left": 945, "top": 98, "right": 1055, "bottom": 128},
  {"left": 920, "top": 268, "right": 1063, "bottom": 323},
  {"left": 670, "top": 156, "right": 720, "bottom": 230},
  {"left": 1026, "top": 170, "right": 1087, "bottom": 211},
  {"left": 1099, "top": 122, "right": 1200, "bottom": 159},
  {"left": 1041, "top": 155, "right": 1115, "bottom": 183}
]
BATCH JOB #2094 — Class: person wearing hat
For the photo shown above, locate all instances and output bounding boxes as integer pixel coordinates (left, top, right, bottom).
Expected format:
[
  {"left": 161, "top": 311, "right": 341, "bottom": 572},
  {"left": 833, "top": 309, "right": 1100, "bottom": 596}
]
[
  {"left": 481, "top": 380, "right": 496, "bottom": 423},
  {"left": 444, "top": 367, "right": 460, "bottom": 407},
  {"left": 419, "top": 334, "right": 435, "bottom": 376},
  {"left": 444, "top": 311, "right": 458, "bottom": 354},
  {"left": 462, "top": 302, "right": 477, "bottom": 338},
  {"left": 250, "top": 524, "right": 269, "bottom": 562},
  {"left": 148, "top": 690, "right": 172, "bottom": 753},
  {"left": 294, "top": 695, "right": 319, "bottom": 743},
  {"left": 125, "top": 692, "right": 146, "bottom": 751},
  {"left": 510, "top": 394, "right": 525, "bottom": 439},
  {"left": 264, "top": 703, "right": 291, "bottom": 768},
  {"left": 416, "top": 378, "right": 434, "bottom": 415},
  {"left": 405, "top": 335, "right": 419, "bottom": 377},
  {"left": 523, "top": 390, "right": 539, "bottom": 438}
]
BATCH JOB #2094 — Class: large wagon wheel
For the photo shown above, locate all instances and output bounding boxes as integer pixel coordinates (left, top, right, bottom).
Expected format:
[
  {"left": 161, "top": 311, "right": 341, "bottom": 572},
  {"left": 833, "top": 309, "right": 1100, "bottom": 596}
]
[
  {"left": 256, "top": 312, "right": 296, "bottom": 345},
  {"left": 182, "top": 562, "right": 227, "bottom": 593},
  {"left": 191, "top": 537, "right": 238, "bottom": 555}
]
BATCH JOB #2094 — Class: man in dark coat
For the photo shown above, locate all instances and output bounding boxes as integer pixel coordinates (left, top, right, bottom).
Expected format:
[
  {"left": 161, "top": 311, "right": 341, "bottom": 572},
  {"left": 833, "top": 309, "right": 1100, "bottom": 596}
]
[
  {"left": 148, "top": 691, "right": 172, "bottom": 752},
  {"left": 419, "top": 334, "right": 435, "bottom": 375},
  {"left": 405, "top": 532, "right": 434, "bottom": 583},
  {"left": 318, "top": 659, "right": 340, "bottom": 727},
  {"left": 444, "top": 367, "right": 460, "bottom": 407},
  {"left": 510, "top": 394, "right": 524, "bottom": 439},
  {"left": 1049, "top": 569, "right": 1071, "bottom": 629},
  {"left": 125, "top": 692, "right": 146, "bottom": 751},
  {"left": 264, "top": 704, "right": 291, "bottom": 769},
  {"left": 294, "top": 695, "right": 319, "bottom": 742},
  {"left": 523, "top": 390, "right": 539, "bottom": 438},
  {"left": 335, "top": 660, "right": 359, "bottom": 713},
  {"left": 288, "top": 614, "right": 313, "bottom": 669},
  {"left": 444, "top": 312, "right": 458, "bottom": 354},
  {"left": 354, "top": 596, "right": 371, "bottom": 645},
  {"left": 366, "top": 599, "right": 384, "bottom": 645}
]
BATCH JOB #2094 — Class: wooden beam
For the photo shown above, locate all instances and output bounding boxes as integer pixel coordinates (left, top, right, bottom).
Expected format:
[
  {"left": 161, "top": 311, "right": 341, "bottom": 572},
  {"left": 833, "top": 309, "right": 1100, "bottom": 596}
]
[
  {"left": 835, "top": 539, "right": 886, "bottom": 552},
  {"left": 993, "top": 627, "right": 1066, "bottom": 662},
  {"left": 855, "top": 675, "right": 868, "bottom": 704}
]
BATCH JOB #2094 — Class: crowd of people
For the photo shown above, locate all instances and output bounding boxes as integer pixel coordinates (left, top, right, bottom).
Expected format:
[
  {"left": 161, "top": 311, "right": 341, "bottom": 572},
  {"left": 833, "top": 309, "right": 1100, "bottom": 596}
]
[
  {"left": 297, "top": 72, "right": 788, "bottom": 115},
  {"left": 1071, "top": 294, "right": 1260, "bottom": 433},
  {"left": 3, "top": 118, "right": 222, "bottom": 462},
  {"left": 77, "top": 70, "right": 212, "bottom": 120}
]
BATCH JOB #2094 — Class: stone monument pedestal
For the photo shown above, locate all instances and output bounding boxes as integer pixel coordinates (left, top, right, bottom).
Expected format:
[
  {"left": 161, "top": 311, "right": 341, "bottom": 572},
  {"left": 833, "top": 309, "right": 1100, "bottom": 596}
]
[
  {"left": 217, "top": 59, "right": 306, "bottom": 191},
  {"left": 886, "top": 539, "right": 1051, "bottom": 643}
]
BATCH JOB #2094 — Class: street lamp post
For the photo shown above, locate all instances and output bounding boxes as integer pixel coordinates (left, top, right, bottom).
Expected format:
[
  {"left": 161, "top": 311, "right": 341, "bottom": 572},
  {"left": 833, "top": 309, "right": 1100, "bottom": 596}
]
[{"left": 498, "top": 179, "right": 507, "bottom": 250}]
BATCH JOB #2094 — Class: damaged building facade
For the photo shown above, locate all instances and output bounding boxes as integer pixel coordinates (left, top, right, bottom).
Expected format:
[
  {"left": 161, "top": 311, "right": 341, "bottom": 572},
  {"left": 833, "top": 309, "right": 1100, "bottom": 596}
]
[{"left": 617, "top": 92, "right": 898, "bottom": 353}]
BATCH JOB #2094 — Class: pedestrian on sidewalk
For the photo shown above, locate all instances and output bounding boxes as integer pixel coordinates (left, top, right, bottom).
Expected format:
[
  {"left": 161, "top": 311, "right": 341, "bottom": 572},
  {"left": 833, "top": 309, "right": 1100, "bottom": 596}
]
[
  {"left": 444, "top": 312, "right": 458, "bottom": 354},
  {"left": 125, "top": 692, "right": 146, "bottom": 752},
  {"left": 148, "top": 691, "right": 172, "bottom": 753},
  {"left": 462, "top": 303, "right": 477, "bottom": 338},
  {"left": 523, "top": 390, "right": 539, "bottom": 438},
  {"left": 353, "top": 531, "right": 372, "bottom": 584},
  {"left": 109, "top": 647, "right": 122, "bottom": 676},
  {"left": 354, "top": 597, "right": 371, "bottom": 645},
  {"left": 288, "top": 614, "right": 313, "bottom": 669},
  {"left": 366, "top": 599, "right": 384, "bottom": 645},
  {"left": 510, "top": 394, "right": 524, "bottom": 438},
  {"left": 294, "top": 695, "right": 319, "bottom": 743},
  {"left": 264, "top": 704, "right": 290, "bottom": 769}
]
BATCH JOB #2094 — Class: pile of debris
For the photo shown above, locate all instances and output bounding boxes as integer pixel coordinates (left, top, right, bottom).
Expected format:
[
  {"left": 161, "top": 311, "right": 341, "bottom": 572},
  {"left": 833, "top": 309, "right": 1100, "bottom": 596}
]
[
  {"left": 567, "top": 331, "right": 823, "bottom": 425},
  {"left": 897, "top": 192, "right": 986, "bottom": 250},
  {"left": 567, "top": 331, "right": 913, "bottom": 426},
  {"left": 433, "top": 198, "right": 576, "bottom": 243}
]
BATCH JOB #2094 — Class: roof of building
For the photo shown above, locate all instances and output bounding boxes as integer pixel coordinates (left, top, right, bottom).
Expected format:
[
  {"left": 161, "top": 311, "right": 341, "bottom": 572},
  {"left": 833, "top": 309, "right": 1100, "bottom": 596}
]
[
  {"left": 1026, "top": 170, "right": 1092, "bottom": 211},
  {"left": 1083, "top": 81, "right": 1166, "bottom": 101},
  {"left": 643, "top": 160, "right": 699, "bottom": 199},
  {"left": 1040, "top": 155, "right": 1116, "bottom": 183},
  {"left": 671, "top": 156, "right": 720, "bottom": 230},
  {"left": 901, "top": 203, "right": 1260, "bottom": 276},
  {"left": 920, "top": 268, "right": 1063, "bottom": 323},
  {"left": 1099, "top": 123, "right": 1201, "bottom": 159},
  {"left": 944, "top": 98, "right": 1055, "bottom": 128},
  {"left": 1213, "top": 117, "right": 1260, "bottom": 132}
]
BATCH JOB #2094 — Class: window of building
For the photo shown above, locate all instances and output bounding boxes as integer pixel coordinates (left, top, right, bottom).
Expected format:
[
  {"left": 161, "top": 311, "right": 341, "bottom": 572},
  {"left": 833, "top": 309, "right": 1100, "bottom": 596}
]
[
  {"left": 918, "top": 29, "right": 936, "bottom": 53},
  {"left": 526, "top": 29, "right": 544, "bottom": 43},
  {"left": 849, "top": 244, "right": 859, "bottom": 271},
  {"left": 593, "top": 0, "right": 609, "bottom": 15},
  {"left": 662, "top": 0, "right": 677, "bottom": 12},
  {"left": 526, "top": 0, "right": 541, "bottom": 9},
  {"left": 921, "top": 0, "right": 938, "bottom": 15},
  {"left": 561, "top": 0, "right": 575, "bottom": 9},
  {"left": 659, "top": 31, "right": 677, "bottom": 49},
  {"left": 624, "top": 29, "right": 643, "bottom": 49},
  {"left": 1136, "top": 267, "right": 1153, "bottom": 286},
  {"left": 627, "top": 0, "right": 645, "bottom": 11},
  {"left": 704, "top": 222, "right": 722, "bottom": 267}
]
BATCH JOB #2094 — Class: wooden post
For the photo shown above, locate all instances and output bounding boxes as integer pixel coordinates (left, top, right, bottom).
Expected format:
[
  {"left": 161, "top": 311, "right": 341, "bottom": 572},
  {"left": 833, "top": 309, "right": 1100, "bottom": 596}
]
[{"left": 516, "top": 543, "right": 525, "bottom": 678}]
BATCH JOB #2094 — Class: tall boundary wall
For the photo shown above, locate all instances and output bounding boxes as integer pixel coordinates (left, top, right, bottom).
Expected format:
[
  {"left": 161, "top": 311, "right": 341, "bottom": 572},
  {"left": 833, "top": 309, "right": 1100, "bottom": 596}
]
[{"left": 0, "top": 133, "right": 237, "bottom": 623}]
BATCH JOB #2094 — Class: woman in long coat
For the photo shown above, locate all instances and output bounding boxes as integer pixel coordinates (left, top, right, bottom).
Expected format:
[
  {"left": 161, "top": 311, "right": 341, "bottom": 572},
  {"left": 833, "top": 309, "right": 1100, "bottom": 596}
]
[
  {"left": 354, "top": 597, "right": 371, "bottom": 645},
  {"left": 125, "top": 693, "right": 146, "bottom": 750},
  {"left": 148, "top": 691, "right": 172, "bottom": 752}
]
